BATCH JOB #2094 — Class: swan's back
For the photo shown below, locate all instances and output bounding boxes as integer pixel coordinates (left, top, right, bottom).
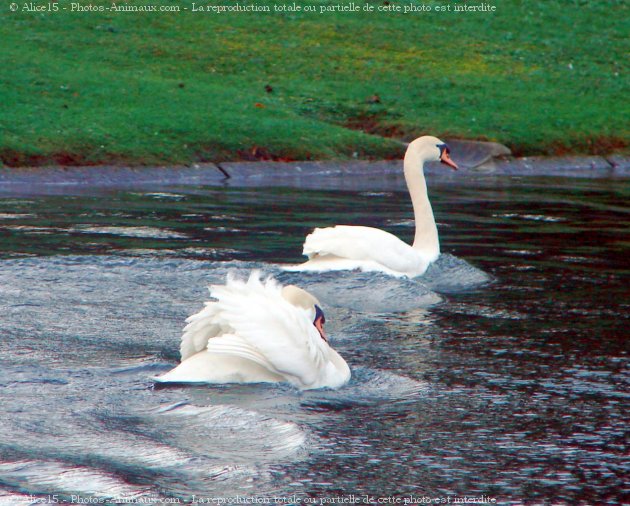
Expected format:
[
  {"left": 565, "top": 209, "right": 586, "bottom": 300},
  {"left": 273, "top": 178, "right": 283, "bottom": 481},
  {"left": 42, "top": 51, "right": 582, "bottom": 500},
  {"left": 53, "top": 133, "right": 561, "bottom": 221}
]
[{"left": 302, "top": 225, "right": 432, "bottom": 277}]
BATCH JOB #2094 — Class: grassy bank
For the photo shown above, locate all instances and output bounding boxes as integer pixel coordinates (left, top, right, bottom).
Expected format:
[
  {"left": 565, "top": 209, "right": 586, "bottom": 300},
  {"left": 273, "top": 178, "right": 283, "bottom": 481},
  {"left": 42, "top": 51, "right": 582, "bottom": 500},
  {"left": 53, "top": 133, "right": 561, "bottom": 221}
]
[{"left": 0, "top": 0, "right": 628, "bottom": 166}]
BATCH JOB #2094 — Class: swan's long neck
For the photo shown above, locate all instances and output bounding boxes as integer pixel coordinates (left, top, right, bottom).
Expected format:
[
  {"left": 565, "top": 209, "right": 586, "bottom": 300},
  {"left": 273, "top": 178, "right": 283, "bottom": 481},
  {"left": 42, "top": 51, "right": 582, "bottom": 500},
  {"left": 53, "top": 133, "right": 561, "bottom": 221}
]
[{"left": 403, "top": 145, "right": 440, "bottom": 259}]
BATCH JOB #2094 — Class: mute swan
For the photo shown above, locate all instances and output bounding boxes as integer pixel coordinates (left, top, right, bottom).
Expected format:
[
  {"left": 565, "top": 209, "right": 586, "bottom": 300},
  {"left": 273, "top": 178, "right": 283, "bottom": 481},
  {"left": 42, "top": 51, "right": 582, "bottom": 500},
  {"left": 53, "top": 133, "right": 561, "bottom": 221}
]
[
  {"left": 288, "top": 136, "right": 458, "bottom": 278},
  {"left": 154, "top": 273, "right": 350, "bottom": 390}
]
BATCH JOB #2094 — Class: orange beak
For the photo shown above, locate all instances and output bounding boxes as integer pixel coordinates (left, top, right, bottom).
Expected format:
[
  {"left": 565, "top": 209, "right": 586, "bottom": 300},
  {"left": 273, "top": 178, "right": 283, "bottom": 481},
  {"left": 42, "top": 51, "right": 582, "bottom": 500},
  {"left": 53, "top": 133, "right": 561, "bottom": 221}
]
[
  {"left": 314, "top": 316, "right": 327, "bottom": 342},
  {"left": 440, "top": 150, "right": 459, "bottom": 170}
]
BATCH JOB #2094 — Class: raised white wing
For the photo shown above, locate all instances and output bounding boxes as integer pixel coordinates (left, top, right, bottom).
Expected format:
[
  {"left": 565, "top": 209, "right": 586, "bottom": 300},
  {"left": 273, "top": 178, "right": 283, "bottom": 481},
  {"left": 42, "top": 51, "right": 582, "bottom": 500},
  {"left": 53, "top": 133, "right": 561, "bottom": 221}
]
[
  {"left": 303, "top": 225, "right": 428, "bottom": 276},
  {"left": 209, "top": 273, "right": 347, "bottom": 389},
  {"left": 179, "top": 296, "right": 231, "bottom": 361},
  {"left": 204, "top": 334, "right": 275, "bottom": 372}
]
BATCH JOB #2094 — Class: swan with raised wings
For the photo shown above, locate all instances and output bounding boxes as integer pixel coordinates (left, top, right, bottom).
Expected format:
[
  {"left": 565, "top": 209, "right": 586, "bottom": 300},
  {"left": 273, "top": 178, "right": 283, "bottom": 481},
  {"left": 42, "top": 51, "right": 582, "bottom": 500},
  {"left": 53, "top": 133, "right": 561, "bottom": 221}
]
[
  {"left": 154, "top": 273, "right": 350, "bottom": 390},
  {"left": 288, "top": 136, "right": 458, "bottom": 277}
]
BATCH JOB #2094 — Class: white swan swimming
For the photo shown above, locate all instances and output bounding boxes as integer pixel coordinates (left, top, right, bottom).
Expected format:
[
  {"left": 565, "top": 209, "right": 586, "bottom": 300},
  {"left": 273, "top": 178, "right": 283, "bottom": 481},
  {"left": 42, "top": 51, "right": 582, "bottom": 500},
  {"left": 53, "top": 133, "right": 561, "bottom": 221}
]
[
  {"left": 287, "top": 136, "right": 458, "bottom": 278},
  {"left": 154, "top": 273, "right": 350, "bottom": 390}
]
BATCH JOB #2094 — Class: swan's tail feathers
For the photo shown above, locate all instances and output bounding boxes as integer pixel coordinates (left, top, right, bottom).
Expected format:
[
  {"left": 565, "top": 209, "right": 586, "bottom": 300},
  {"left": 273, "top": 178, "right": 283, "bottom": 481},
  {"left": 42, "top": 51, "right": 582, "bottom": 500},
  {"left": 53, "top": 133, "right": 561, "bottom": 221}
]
[
  {"left": 303, "top": 227, "right": 339, "bottom": 259},
  {"left": 302, "top": 225, "right": 392, "bottom": 261}
]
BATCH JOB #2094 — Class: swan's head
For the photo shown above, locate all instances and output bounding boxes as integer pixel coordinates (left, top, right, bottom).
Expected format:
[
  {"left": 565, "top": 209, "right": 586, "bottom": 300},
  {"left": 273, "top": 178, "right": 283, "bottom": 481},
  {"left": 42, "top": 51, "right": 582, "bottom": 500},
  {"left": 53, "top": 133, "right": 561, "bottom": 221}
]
[
  {"left": 411, "top": 135, "right": 459, "bottom": 170},
  {"left": 281, "top": 285, "right": 328, "bottom": 342}
]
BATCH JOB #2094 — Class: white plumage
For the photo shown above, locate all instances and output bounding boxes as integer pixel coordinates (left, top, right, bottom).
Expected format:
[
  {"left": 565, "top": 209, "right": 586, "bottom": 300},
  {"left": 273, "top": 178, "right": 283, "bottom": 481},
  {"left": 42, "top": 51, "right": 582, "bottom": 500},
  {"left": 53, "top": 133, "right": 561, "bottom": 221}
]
[
  {"left": 301, "top": 225, "right": 436, "bottom": 277},
  {"left": 287, "top": 135, "right": 458, "bottom": 278},
  {"left": 154, "top": 273, "right": 350, "bottom": 390}
]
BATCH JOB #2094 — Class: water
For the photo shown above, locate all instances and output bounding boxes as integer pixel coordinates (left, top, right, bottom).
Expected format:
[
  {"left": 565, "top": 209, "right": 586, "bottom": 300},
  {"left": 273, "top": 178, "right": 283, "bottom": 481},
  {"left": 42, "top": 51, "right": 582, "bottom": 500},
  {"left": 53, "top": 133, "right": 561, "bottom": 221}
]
[{"left": 0, "top": 174, "right": 628, "bottom": 505}]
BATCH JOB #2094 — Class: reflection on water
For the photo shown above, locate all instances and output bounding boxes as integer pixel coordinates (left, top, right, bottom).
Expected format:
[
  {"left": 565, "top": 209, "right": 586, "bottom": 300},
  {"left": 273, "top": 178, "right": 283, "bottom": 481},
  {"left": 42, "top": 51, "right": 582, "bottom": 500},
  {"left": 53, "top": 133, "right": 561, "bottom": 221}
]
[{"left": 0, "top": 176, "right": 628, "bottom": 504}]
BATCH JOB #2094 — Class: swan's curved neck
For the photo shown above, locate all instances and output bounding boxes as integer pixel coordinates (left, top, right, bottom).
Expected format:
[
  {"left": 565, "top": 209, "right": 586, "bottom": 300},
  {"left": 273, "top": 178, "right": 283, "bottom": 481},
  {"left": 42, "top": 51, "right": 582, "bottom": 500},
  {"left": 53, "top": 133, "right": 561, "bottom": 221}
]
[{"left": 403, "top": 145, "right": 439, "bottom": 259}]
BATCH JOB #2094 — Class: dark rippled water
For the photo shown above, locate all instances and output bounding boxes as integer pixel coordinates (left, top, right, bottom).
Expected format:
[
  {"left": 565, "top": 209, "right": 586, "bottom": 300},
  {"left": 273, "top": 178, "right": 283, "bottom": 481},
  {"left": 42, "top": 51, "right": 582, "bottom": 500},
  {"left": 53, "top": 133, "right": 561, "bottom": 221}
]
[{"left": 0, "top": 173, "right": 628, "bottom": 505}]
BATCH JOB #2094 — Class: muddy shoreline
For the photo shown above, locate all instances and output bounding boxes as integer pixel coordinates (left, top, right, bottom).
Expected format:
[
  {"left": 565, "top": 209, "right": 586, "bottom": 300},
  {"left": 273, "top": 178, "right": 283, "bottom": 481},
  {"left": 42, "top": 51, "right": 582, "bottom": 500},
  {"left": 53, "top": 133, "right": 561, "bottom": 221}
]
[{"left": 1, "top": 140, "right": 628, "bottom": 195}]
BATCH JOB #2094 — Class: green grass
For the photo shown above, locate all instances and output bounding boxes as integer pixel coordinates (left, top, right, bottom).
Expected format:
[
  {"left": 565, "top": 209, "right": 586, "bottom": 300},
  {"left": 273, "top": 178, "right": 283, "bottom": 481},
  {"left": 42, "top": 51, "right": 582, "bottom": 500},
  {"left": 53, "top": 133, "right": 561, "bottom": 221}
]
[{"left": 0, "top": 0, "right": 628, "bottom": 166}]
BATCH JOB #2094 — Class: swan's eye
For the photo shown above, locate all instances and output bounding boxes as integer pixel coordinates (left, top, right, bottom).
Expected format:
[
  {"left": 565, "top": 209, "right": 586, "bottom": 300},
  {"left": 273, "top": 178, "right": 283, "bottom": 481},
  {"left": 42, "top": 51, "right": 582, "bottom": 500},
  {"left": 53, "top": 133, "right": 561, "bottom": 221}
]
[{"left": 437, "top": 143, "right": 450, "bottom": 156}]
